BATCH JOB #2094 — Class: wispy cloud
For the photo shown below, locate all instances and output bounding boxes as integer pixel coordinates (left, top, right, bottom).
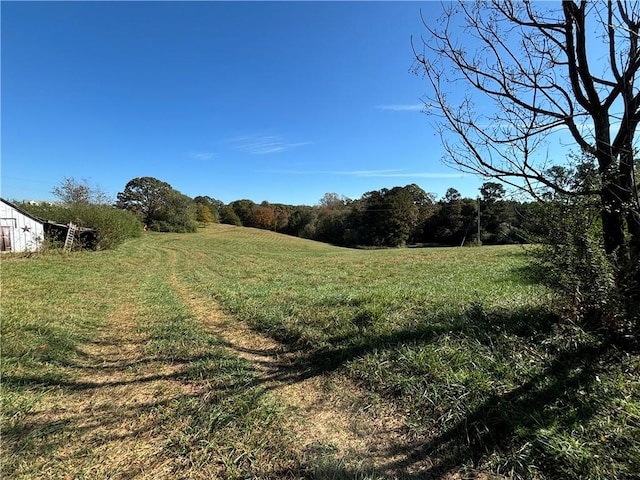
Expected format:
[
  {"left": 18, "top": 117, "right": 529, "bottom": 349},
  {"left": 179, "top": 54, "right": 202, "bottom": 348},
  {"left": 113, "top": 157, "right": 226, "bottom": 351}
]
[
  {"left": 264, "top": 168, "right": 468, "bottom": 179},
  {"left": 230, "top": 134, "right": 312, "bottom": 155},
  {"left": 186, "top": 151, "right": 215, "bottom": 161},
  {"left": 334, "top": 169, "right": 467, "bottom": 179},
  {"left": 335, "top": 169, "right": 400, "bottom": 177},
  {"left": 375, "top": 103, "right": 424, "bottom": 112}
]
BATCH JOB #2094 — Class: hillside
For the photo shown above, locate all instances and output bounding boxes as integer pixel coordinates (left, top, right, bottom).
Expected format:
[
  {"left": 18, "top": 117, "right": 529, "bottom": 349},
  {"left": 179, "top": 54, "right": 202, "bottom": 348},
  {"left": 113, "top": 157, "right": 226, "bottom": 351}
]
[{"left": 2, "top": 225, "right": 638, "bottom": 479}]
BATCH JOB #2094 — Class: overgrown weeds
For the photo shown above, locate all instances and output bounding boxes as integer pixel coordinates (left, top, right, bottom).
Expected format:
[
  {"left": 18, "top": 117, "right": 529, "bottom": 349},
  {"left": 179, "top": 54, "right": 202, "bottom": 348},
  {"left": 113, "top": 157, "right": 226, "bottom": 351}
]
[
  {"left": 20, "top": 201, "right": 142, "bottom": 250},
  {"left": 527, "top": 198, "right": 639, "bottom": 347}
]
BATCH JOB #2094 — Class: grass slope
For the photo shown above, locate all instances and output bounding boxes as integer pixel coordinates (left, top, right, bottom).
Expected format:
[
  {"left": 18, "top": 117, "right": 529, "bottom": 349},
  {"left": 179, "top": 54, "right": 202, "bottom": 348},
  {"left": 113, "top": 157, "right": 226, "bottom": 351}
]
[{"left": 2, "top": 224, "right": 638, "bottom": 479}]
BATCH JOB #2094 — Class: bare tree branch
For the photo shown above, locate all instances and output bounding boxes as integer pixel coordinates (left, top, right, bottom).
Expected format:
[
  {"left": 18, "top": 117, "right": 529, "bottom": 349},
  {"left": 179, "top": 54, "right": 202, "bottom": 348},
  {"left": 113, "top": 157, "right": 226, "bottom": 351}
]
[{"left": 414, "top": 0, "right": 640, "bottom": 261}]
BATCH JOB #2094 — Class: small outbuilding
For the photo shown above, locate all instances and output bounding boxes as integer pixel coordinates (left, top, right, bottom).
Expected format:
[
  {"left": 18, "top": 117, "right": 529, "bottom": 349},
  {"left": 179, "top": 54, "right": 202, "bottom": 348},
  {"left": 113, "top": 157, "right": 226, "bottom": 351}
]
[{"left": 0, "top": 198, "right": 45, "bottom": 252}]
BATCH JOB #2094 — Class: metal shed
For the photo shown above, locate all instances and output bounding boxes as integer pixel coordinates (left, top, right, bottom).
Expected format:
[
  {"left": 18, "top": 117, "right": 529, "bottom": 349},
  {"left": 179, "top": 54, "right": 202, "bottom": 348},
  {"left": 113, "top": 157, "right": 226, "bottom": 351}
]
[{"left": 0, "top": 198, "right": 45, "bottom": 253}]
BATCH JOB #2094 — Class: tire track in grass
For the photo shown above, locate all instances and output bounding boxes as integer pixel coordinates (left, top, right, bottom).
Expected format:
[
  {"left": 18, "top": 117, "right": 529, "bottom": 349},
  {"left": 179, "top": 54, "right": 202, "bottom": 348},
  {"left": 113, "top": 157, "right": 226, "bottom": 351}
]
[
  {"left": 6, "top": 241, "right": 216, "bottom": 479},
  {"left": 168, "top": 273, "right": 438, "bottom": 478},
  {"left": 157, "top": 236, "right": 499, "bottom": 479},
  {"left": 11, "top": 301, "right": 198, "bottom": 479}
]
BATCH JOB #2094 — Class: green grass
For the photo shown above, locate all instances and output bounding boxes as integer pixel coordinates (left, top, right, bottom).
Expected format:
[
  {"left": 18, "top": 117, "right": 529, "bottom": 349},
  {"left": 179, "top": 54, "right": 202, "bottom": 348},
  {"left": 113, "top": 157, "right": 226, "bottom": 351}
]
[
  {"left": 2, "top": 224, "right": 638, "bottom": 479},
  {"left": 1, "top": 239, "right": 300, "bottom": 479},
  {"left": 133, "top": 270, "right": 298, "bottom": 479}
]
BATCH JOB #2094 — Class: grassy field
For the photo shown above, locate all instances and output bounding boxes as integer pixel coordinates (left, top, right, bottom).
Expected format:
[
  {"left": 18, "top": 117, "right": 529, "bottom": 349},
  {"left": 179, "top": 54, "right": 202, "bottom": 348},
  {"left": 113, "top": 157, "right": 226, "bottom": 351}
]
[{"left": 2, "top": 224, "right": 638, "bottom": 479}]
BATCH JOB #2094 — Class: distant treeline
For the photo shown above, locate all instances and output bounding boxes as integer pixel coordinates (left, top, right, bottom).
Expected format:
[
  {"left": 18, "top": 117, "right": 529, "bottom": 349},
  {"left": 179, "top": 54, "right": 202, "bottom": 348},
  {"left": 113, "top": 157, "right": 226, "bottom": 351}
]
[
  {"left": 199, "top": 182, "right": 544, "bottom": 247},
  {"left": 20, "top": 176, "right": 547, "bottom": 249}
]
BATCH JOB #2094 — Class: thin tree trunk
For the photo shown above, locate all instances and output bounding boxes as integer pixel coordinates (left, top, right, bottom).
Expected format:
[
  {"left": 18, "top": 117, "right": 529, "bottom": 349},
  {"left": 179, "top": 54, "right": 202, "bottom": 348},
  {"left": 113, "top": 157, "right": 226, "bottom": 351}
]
[{"left": 600, "top": 190, "right": 626, "bottom": 258}]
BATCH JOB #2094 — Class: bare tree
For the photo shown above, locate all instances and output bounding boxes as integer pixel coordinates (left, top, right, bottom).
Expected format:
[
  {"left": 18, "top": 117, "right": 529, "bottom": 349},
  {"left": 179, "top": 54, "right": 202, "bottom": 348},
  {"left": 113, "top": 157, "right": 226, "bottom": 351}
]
[
  {"left": 52, "top": 177, "right": 111, "bottom": 205},
  {"left": 414, "top": 0, "right": 639, "bottom": 317}
]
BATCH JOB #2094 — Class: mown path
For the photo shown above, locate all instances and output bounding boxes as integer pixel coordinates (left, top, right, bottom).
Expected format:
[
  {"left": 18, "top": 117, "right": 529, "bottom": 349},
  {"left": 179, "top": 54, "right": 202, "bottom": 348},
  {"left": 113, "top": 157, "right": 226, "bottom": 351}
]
[
  {"left": 156, "top": 239, "right": 442, "bottom": 478},
  {"left": 170, "top": 274, "right": 423, "bottom": 477},
  {"left": 10, "top": 303, "right": 201, "bottom": 478},
  {"left": 6, "top": 242, "right": 414, "bottom": 479}
]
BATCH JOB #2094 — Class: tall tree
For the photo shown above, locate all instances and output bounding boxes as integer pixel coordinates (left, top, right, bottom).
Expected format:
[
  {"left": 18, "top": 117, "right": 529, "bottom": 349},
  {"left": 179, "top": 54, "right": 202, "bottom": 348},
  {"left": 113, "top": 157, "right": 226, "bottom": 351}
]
[
  {"left": 414, "top": 1, "right": 640, "bottom": 325},
  {"left": 116, "top": 177, "right": 196, "bottom": 232},
  {"left": 195, "top": 203, "right": 214, "bottom": 225},
  {"left": 161, "top": 190, "right": 198, "bottom": 233},
  {"left": 116, "top": 177, "right": 173, "bottom": 225},
  {"left": 252, "top": 204, "right": 276, "bottom": 230},
  {"left": 272, "top": 205, "right": 290, "bottom": 232},
  {"left": 480, "top": 182, "right": 505, "bottom": 204},
  {"left": 219, "top": 206, "right": 242, "bottom": 226},
  {"left": 479, "top": 182, "right": 515, "bottom": 243},
  {"left": 193, "top": 196, "right": 221, "bottom": 224},
  {"left": 433, "top": 188, "right": 471, "bottom": 245},
  {"left": 284, "top": 206, "right": 317, "bottom": 237},
  {"left": 230, "top": 199, "right": 257, "bottom": 227},
  {"left": 318, "top": 192, "right": 348, "bottom": 209},
  {"left": 358, "top": 186, "right": 422, "bottom": 247}
]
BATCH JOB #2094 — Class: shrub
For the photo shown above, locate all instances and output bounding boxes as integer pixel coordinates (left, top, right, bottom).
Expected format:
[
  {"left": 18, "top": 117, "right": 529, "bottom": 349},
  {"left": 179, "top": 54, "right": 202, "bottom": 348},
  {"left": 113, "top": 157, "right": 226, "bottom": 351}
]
[
  {"left": 529, "top": 198, "right": 637, "bottom": 341},
  {"left": 21, "top": 203, "right": 142, "bottom": 250},
  {"left": 71, "top": 204, "right": 143, "bottom": 249},
  {"left": 219, "top": 206, "right": 242, "bottom": 226},
  {"left": 148, "top": 219, "right": 196, "bottom": 233}
]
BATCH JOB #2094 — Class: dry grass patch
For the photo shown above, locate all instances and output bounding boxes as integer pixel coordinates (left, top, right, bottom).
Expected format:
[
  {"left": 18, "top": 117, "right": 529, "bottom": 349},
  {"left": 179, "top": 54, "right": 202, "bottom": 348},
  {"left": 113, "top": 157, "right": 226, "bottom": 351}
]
[{"left": 4, "top": 302, "right": 205, "bottom": 479}]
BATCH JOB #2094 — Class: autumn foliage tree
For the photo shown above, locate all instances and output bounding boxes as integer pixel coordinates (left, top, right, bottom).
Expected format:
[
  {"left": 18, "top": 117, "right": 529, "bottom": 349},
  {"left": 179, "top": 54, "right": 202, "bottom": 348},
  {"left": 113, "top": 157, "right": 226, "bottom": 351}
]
[
  {"left": 193, "top": 196, "right": 221, "bottom": 225},
  {"left": 252, "top": 204, "right": 276, "bottom": 230}
]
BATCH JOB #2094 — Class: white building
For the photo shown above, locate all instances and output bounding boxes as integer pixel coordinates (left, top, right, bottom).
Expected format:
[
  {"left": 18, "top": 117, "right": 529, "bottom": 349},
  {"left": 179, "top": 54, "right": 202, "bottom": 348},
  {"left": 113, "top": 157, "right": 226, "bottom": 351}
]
[{"left": 0, "top": 198, "right": 45, "bottom": 252}]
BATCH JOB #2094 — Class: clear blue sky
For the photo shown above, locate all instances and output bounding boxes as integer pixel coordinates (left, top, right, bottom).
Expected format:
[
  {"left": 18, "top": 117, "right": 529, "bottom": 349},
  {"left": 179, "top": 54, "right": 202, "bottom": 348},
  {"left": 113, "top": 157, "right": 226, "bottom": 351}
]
[{"left": 2, "top": 1, "right": 484, "bottom": 205}]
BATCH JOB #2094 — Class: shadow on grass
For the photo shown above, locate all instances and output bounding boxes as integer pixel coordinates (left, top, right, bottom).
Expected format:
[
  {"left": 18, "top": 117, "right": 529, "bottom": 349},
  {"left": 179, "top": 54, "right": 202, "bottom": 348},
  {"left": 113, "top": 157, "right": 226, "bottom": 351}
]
[
  {"left": 222, "top": 303, "right": 625, "bottom": 478},
  {"left": 230, "top": 304, "right": 561, "bottom": 387},
  {"left": 264, "top": 345, "right": 616, "bottom": 480},
  {"left": 4, "top": 302, "right": 624, "bottom": 479},
  {"left": 1, "top": 315, "right": 304, "bottom": 479},
  {"left": 376, "top": 341, "right": 614, "bottom": 479}
]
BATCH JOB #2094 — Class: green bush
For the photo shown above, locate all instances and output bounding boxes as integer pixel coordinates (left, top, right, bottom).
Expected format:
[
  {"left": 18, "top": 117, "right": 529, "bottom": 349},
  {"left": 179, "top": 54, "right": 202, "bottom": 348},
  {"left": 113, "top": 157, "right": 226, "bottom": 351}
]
[
  {"left": 219, "top": 206, "right": 242, "bottom": 226},
  {"left": 529, "top": 198, "right": 637, "bottom": 338},
  {"left": 71, "top": 204, "right": 143, "bottom": 249},
  {"left": 21, "top": 203, "right": 142, "bottom": 250},
  {"left": 148, "top": 219, "right": 197, "bottom": 233}
]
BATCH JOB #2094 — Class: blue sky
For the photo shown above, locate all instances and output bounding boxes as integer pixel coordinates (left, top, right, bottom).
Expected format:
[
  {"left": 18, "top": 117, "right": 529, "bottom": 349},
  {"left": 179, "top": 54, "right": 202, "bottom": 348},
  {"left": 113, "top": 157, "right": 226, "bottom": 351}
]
[{"left": 2, "top": 1, "right": 483, "bottom": 205}]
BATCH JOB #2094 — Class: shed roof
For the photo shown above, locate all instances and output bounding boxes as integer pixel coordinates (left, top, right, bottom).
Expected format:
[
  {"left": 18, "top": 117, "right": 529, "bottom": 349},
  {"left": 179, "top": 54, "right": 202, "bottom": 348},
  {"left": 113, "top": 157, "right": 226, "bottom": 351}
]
[{"left": 0, "top": 197, "right": 45, "bottom": 224}]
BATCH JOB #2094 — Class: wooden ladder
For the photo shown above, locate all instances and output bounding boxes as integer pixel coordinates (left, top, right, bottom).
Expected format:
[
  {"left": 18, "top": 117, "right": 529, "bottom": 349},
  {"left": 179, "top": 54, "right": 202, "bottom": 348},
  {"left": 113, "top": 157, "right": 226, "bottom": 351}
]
[{"left": 64, "top": 223, "right": 77, "bottom": 251}]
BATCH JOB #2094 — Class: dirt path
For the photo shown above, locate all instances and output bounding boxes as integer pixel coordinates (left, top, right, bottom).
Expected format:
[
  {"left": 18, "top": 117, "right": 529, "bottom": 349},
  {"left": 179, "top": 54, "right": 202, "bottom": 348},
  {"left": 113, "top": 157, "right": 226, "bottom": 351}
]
[
  {"left": 13, "top": 274, "right": 444, "bottom": 479},
  {"left": 171, "top": 278, "right": 437, "bottom": 478},
  {"left": 14, "top": 301, "right": 203, "bottom": 479}
]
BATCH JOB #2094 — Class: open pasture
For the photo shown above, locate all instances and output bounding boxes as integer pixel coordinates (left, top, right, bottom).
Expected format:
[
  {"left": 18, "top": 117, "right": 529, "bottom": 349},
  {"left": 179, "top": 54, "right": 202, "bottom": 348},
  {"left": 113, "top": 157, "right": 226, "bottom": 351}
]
[{"left": 2, "top": 224, "right": 638, "bottom": 479}]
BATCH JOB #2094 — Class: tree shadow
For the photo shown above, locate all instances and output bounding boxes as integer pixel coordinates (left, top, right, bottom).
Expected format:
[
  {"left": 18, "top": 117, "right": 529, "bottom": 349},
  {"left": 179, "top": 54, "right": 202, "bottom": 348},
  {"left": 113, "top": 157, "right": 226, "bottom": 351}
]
[
  {"left": 1, "top": 317, "right": 304, "bottom": 478},
  {"left": 4, "top": 296, "right": 618, "bottom": 479},
  {"left": 374, "top": 341, "right": 615, "bottom": 479},
  {"left": 260, "top": 331, "right": 612, "bottom": 479},
  {"left": 227, "top": 303, "right": 561, "bottom": 390},
  {"left": 221, "top": 299, "right": 620, "bottom": 479}
]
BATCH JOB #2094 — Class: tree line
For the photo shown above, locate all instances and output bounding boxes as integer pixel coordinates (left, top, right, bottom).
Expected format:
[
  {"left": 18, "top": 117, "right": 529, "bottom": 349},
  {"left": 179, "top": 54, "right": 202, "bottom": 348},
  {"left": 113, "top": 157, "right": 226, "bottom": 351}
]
[
  {"left": 19, "top": 175, "right": 542, "bottom": 250},
  {"left": 18, "top": 160, "right": 637, "bottom": 344},
  {"left": 111, "top": 171, "right": 639, "bottom": 341},
  {"left": 111, "top": 175, "right": 546, "bottom": 248}
]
